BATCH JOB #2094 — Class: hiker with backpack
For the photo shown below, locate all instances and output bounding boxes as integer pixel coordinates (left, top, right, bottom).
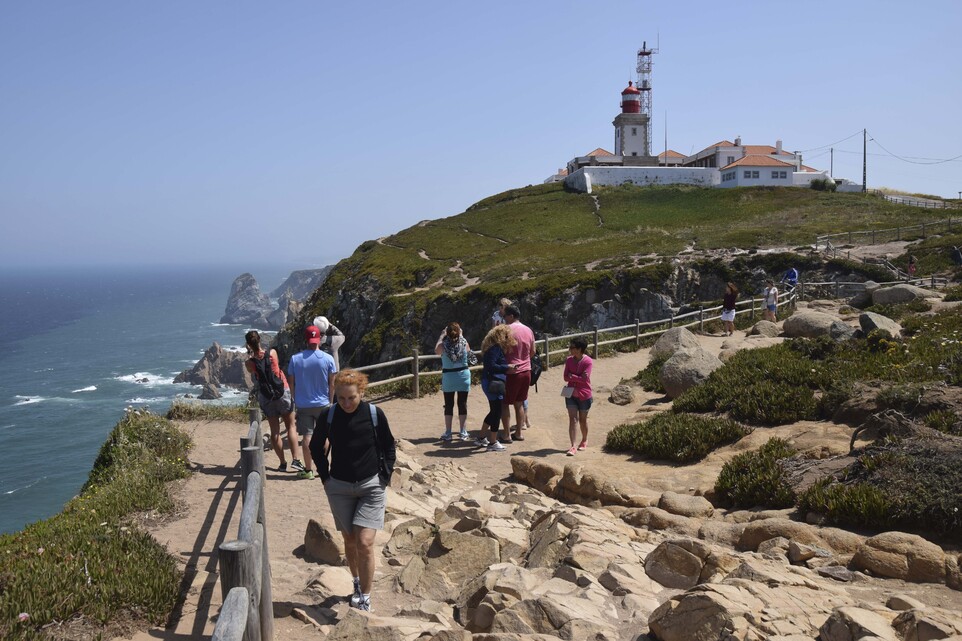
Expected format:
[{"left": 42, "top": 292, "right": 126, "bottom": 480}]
[
  {"left": 310, "top": 369, "right": 395, "bottom": 613},
  {"left": 500, "top": 305, "right": 535, "bottom": 443},
  {"left": 245, "top": 330, "right": 305, "bottom": 474},
  {"left": 287, "top": 325, "right": 338, "bottom": 480}
]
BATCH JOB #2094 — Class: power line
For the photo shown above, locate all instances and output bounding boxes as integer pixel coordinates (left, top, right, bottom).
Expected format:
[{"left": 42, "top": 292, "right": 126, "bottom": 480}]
[
  {"left": 796, "top": 130, "right": 863, "bottom": 153},
  {"left": 867, "top": 131, "right": 962, "bottom": 165}
]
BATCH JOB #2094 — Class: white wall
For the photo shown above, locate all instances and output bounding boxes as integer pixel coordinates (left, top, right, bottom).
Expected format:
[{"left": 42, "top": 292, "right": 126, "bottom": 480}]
[
  {"left": 564, "top": 167, "right": 718, "bottom": 193},
  {"left": 792, "top": 170, "right": 833, "bottom": 187},
  {"left": 729, "top": 166, "right": 794, "bottom": 188}
]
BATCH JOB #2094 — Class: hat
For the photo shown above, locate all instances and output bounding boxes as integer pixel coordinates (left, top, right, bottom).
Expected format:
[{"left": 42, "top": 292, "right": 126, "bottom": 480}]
[
  {"left": 305, "top": 325, "right": 321, "bottom": 345},
  {"left": 313, "top": 316, "right": 330, "bottom": 333}
]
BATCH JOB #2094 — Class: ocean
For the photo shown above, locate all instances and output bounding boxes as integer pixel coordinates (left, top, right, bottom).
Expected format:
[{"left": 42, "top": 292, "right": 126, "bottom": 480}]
[{"left": 0, "top": 265, "right": 296, "bottom": 535}]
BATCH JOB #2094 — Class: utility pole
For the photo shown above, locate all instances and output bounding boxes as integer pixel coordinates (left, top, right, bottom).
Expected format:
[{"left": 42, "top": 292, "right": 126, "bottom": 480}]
[
  {"left": 862, "top": 128, "right": 867, "bottom": 192},
  {"left": 830, "top": 148, "right": 834, "bottom": 178}
]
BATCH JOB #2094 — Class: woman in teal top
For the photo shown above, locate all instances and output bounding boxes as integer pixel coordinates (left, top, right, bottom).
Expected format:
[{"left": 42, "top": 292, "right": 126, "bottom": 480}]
[{"left": 435, "top": 322, "right": 473, "bottom": 441}]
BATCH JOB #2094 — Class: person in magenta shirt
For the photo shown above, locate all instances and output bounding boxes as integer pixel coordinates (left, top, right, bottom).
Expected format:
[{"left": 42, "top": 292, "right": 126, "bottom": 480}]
[
  {"left": 563, "top": 336, "right": 593, "bottom": 456},
  {"left": 500, "top": 305, "right": 535, "bottom": 443}
]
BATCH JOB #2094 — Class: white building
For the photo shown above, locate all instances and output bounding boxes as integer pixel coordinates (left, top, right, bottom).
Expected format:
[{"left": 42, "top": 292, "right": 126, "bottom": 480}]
[{"left": 718, "top": 155, "right": 796, "bottom": 188}]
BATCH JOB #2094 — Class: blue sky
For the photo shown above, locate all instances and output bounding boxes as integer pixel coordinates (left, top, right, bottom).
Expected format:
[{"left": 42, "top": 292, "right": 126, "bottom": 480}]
[{"left": 1, "top": 1, "right": 960, "bottom": 268}]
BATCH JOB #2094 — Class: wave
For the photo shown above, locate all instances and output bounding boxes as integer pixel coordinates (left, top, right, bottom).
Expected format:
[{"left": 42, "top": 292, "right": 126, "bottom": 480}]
[
  {"left": 126, "top": 397, "right": 167, "bottom": 404},
  {"left": 209, "top": 322, "right": 239, "bottom": 327},
  {"left": 13, "top": 395, "right": 45, "bottom": 406},
  {"left": 71, "top": 386, "right": 97, "bottom": 393},
  {"left": 3, "top": 476, "right": 46, "bottom": 496},
  {"left": 1, "top": 424, "right": 16, "bottom": 431},
  {"left": 114, "top": 372, "right": 172, "bottom": 387}
]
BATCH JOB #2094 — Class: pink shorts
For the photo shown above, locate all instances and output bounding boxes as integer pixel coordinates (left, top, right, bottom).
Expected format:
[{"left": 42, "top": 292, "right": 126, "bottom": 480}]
[{"left": 503, "top": 371, "right": 531, "bottom": 404}]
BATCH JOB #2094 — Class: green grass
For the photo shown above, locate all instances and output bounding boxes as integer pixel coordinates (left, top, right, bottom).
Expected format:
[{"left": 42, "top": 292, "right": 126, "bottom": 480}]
[
  {"left": 0, "top": 411, "right": 191, "bottom": 640},
  {"left": 166, "top": 400, "right": 250, "bottom": 422},
  {"left": 714, "top": 437, "right": 798, "bottom": 509},
  {"left": 605, "top": 412, "right": 752, "bottom": 463}
]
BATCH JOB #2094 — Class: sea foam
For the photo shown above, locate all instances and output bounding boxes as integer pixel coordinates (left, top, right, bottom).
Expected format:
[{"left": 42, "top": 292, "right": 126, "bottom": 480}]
[{"left": 115, "top": 372, "right": 172, "bottom": 386}]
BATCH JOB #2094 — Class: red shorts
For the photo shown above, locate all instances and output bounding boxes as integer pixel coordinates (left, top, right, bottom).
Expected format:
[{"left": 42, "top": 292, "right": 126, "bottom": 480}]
[{"left": 503, "top": 371, "right": 531, "bottom": 404}]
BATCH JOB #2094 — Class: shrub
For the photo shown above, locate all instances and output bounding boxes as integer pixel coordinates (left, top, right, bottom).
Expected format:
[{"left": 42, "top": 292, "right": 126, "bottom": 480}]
[
  {"left": 166, "top": 400, "right": 249, "bottom": 422},
  {"left": 0, "top": 411, "right": 191, "bottom": 640},
  {"left": 632, "top": 355, "right": 668, "bottom": 393},
  {"left": 863, "top": 299, "right": 932, "bottom": 321},
  {"left": 714, "top": 437, "right": 797, "bottom": 508},
  {"left": 797, "top": 479, "right": 893, "bottom": 530},
  {"left": 943, "top": 284, "right": 962, "bottom": 302},
  {"left": 728, "top": 380, "right": 818, "bottom": 425},
  {"left": 605, "top": 412, "right": 751, "bottom": 463},
  {"left": 923, "top": 409, "right": 961, "bottom": 435},
  {"left": 810, "top": 177, "right": 837, "bottom": 192}
]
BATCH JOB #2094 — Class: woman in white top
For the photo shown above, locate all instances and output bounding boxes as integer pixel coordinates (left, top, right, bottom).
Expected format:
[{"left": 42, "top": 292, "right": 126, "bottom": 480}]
[{"left": 763, "top": 279, "right": 778, "bottom": 322}]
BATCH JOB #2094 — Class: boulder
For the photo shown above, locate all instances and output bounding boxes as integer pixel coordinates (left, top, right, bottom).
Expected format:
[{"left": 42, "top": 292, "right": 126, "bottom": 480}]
[
  {"left": 851, "top": 531, "right": 946, "bottom": 583},
  {"left": 737, "top": 518, "right": 824, "bottom": 551},
  {"left": 174, "top": 342, "right": 254, "bottom": 390},
  {"left": 199, "top": 383, "right": 221, "bottom": 400},
  {"left": 645, "top": 539, "right": 709, "bottom": 589},
  {"left": 886, "top": 594, "right": 926, "bottom": 611},
  {"left": 819, "top": 606, "right": 898, "bottom": 641},
  {"left": 326, "top": 608, "right": 443, "bottom": 641},
  {"left": 417, "top": 530, "right": 501, "bottom": 597},
  {"left": 621, "top": 507, "right": 699, "bottom": 537},
  {"left": 782, "top": 310, "right": 839, "bottom": 338},
  {"left": 748, "top": 320, "right": 779, "bottom": 337},
  {"left": 829, "top": 320, "right": 859, "bottom": 342},
  {"left": 658, "top": 492, "right": 714, "bottom": 518},
  {"left": 860, "top": 311, "right": 902, "bottom": 337},
  {"left": 872, "top": 284, "right": 934, "bottom": 306},
  {"left": 659, "top": 347, "right": 723, "bottom": 399},
  {"left": 510, "top": 457, "right": 563, "bottom": 496},
  {"left": 306, "top": 566, "right": 354, "bottom": 600},
  {"left": 650, "top": 327, "right": 701, "bottom": 361},
  {"left": 608, "top": 384, "right": 635, "bottom": 405},
  {"left": 220, "top": 272, "right": 273, "bottom": 327},
  {"left": 788, "top": 540, "right": 831, "bottom": 564},
  {"left": 893, "top": 608, "right": 962, "bottom": 641},
  {"left": 648, "top": 583, "right": 765, "bottom": 641},
  {"left": 304, "top": 518, "right": 344, "bottom": 565}
]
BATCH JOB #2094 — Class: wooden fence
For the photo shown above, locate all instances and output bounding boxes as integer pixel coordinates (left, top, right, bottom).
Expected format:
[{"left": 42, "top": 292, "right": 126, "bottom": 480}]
[
  {"left": 815, "top": 216, "right": 960, "bottom": 252},
  {"left": 211, "top": 410, "right": 273, "bottom": 641}
]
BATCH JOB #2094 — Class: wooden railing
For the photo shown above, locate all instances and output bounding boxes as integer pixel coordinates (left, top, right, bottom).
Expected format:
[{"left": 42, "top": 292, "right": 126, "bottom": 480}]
[
  {"left": 211, "top": 410, "right": 273, "bottom": 641},
  {"left": 357, "top": 291, "right": 799, "bottom": 397},
  {"left": 814, "top": 216, "right": 960, "bottom": 251}
]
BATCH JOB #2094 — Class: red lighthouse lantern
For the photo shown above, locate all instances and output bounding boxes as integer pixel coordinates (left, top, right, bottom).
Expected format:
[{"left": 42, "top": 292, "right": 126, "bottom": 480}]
[{"left": 621, "top": 81, "right": 641, "bottom": 114}]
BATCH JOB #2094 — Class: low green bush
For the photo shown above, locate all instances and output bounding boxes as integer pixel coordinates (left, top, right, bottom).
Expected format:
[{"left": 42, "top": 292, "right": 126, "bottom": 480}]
[
  {"left": 605, "top": 412, "right": 751, "bottom": 463},
  {"left": 166, "top": 400, "right": 249, "bottom": 422},
  {"left": 632, "top": 355, "right": 668, "bottom": 393},
  {"left": 728, "top": 381, "right": 818, "bottom": 424},
  {"left": 863, "top": 299, "right": 932, "bottom": 321},
  {"left": 923, "top": 409, "right": 961, "bottom": 435},
  {"left": 714, "top": 437, "right": 797, "bottom": 508},
  {"left": 0, "top": 411, "right": 192, "bottom": 640},
  {"left": 943, "top": 284, "right": 962, "bottom": 302},
  {"left": 797, "top": 479, "right": 893, "bottom": 530}
]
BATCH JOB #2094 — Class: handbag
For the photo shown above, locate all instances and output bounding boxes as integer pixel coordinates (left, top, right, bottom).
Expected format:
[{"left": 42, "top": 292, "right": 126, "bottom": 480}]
[{"left": 467, "top": 350, "right": 479, "bottom": 366}]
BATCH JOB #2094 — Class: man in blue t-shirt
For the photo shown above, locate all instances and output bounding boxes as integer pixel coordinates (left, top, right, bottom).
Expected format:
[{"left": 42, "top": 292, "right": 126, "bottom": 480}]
[{"left": 287, "top": 325, "right": 338, "bottom": 479}]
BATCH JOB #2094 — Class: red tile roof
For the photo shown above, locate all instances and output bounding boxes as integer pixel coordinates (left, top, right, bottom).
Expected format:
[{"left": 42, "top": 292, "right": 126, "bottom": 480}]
[
  {"left": 721, "top": 155, "right": 797, "bottom": 170},
  {"left": 799, "top": 165, "right": 820, "bottom": 173},
  {"left": 743, "top": 145, "right": 779, "bottom": 155},
  {"left": 659, "top": 149, "right": 685, "bottom": 159},
  {"left": 586, "top": 148, "right": 614, "bottom": 157}
]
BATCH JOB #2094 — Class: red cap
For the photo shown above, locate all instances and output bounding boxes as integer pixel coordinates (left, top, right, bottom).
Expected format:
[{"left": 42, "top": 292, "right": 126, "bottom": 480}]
[{"left": 305, "top": 325, "right": 321, "bottom": 345}]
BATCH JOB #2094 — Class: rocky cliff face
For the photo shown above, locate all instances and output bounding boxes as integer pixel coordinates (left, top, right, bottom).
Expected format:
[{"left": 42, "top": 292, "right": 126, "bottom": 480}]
[
  {"left": 269, "top": 267, "right": 333, "bottom": 301},
  {"left": 267, "top": 289, "right": 302, "bottom": 331},
  {"left": 173, "top": 342, "right": 253, "bottom": 390},
  {"left": 220, "top": 273, "right": 272, "bottom": 327}
]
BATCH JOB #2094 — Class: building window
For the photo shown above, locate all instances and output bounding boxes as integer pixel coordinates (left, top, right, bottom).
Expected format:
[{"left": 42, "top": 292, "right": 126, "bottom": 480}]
[
  {"left": 772, "top": 171, "right": 779, "bottom": 179},
  {"left": 631, "top": 127, "right": 637, "bottom": 136},
  {"left": 727, "top": 156, "right": 735, "bottom": 165},
  {"left": 752, "top": 171, "right": 759, "bottom": 178},
  {"left": 780, "top": 171, "right": 787, "bottom": 179},
  {"left": 631, "top": 152, "right": 637, "bottom": 156}
]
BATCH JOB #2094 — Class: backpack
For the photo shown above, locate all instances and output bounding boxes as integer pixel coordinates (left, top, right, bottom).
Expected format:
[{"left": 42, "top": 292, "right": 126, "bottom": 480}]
[
  {"left": 326, "top": 403, "right": 391, "bottom": 484},
  {"left": 252, "top": 352, "right": 286, "bottom": 401},
  {"left": 529, "top": 351, "right": 543, "bottom": 389}
]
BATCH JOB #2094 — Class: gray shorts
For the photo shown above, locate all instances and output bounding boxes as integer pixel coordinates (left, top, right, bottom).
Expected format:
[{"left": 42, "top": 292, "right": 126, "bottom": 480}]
[
  {"left": 295, "top": 405, "right": 329, "bottom": 436},
  {"left": 324, "top": 474, "right": 386, "bottom": 533},
  {"left": 258, "top": 389, "right": 293, "bottom": 419}
]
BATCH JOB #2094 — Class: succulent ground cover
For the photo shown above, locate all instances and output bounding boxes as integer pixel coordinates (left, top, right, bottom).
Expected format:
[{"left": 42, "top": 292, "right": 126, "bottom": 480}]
[
  {"left": 604, "top": 412, "right": 752, "bottom": 463},
  {"left": 0, "top": 411, "right": 192, "bottom": 640}
]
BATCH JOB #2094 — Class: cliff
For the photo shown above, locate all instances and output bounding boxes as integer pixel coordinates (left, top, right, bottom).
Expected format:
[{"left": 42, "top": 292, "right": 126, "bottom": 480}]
[
  {"left": 220, "top": 273, "right": 272, "bottom": 327},
  {"left": 269, "top": 267, "right": 333, "bottom": 301}
]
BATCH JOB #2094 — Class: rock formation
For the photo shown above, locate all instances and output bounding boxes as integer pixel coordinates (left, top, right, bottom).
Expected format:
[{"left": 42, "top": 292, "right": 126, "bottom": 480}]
[
  {"left": 266, "top": 289, "right": 302, "bottom": 330},
  {"left": 269, "top": 267, "right": 334, "bottom": 301},
  {"left": 173, "top": 342, "right": 253, "bottom": 390},
  {"left": 220, "top": 273, "right": 273, "bottom": 327}
]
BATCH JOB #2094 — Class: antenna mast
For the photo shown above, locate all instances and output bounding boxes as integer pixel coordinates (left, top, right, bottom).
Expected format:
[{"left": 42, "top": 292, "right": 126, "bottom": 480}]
[{"left": 635, "top": 40, "right": 658, "bottom": 157}]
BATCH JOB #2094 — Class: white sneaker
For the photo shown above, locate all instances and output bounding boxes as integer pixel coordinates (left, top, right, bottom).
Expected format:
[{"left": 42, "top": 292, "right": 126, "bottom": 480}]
[
  {"left": 474, "top": 437, "right": 490, "bottom": 447},
  {"left": 458, "top": 431, "right": 470, "bottom": 440},
  {"left": 487, "top": 441, "right": 506, "bottom": 451}
]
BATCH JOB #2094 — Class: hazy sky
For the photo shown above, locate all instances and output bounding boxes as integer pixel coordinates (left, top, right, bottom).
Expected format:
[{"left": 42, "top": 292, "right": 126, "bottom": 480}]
[{"left": 2, "top": 1, "right": 960, "bottom": 268}]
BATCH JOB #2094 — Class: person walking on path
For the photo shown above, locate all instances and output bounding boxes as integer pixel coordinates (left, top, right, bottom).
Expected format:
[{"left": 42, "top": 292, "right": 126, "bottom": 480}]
[
  {"left": 562, "top": 336, "right": 593, "bottom": 456},
  {"left": 287, "top": 325, "right": 338, "bottom": 480},
  {"left": 501, "top": 305, "right": 535, "bottom": 442},
  {"left": 312, "top": 315, "right": 346, "bottom": 370},
  {"left": 763, "top": 279, "right": 779, "bottom": 323},
  {"left": 907, "top": 255, "right": 918, "bottom": 279},
  {"left": 310, "top": 369, "right": 395, "bottom": 612},
  {"left": 436, "top": 322, "right": 473, "bottom": 441},
  {"left": 476, "top": 325, "right": 516, "bottom": 451},
  {"left": 245, "top": 330, "right": 305, "bottom": 474},
  {"left": 721, "top": 282, "right": 739, "bottom": 336}
]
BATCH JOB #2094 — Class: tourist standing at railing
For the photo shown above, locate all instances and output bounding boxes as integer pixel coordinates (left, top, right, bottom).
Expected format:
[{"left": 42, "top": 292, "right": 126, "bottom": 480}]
[
  {"left": 562, "top": 337, "right": 593, "bottom": 456},
  {"left": 781, "top": 267, "right": 798, "bottom": 289},
  {"left": 907, "top": 255, "right": 918, "bottom": 278},
  {"left": 287, "top": 325, "right": 338, "bottom": 480},
  {"left": 312, "top": 315, "right": 345, "bottom": 370},
  {"left": 244, "top": 330, "right": 305, "bottom": 474},
  {"left": 311, "top": 369, "right": 395, "bottom": 613},
  {"left": 436, "top": 322, "right": 473, "bottom": 441},
  {"left": 491, "top": 297, "right": 512, "bottom": 328},
  {"left": 501, "top": 305, "right": 535, "bottom": 442},
  {"left": 476, "top": 325, "right": 515, "bottom": 451},
  {"left": 763, "top": 279, "right": 779, "bottom": 322},
  {"left": 721, "top": 282, "right": 739, "bottom": 337}
]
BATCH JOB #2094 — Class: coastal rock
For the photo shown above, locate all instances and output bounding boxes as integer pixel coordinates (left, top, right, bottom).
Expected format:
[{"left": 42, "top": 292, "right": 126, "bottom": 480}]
[
  {"left": 173, "top": 342, "right": 253, "bottom": 390},
  {"left": 659, "top": 347, "right": 723, "bottom": 399},
  {"left": 304, "top": 518, "right": 345, "bottom": 565},
  {"left": 871, "top": 284, "right": 934, "bottom": 306},
  {"left": 892, "top": 608, "right": 962, "bottom": 640},
  {"left": 650, "top": 327, "right": 701, "bottom": 361},
  {"left": 859, "top": 312, "right": 902, "bottom": 337},
  {"left": 267, "top": 289, "right": 303, "bottom": 330},
  {"left": 830, "top": 320, "right": 859, "bottom": 342},
  {"left": 748, "top": 320, "right": 779, "bottom": 337},
  {"left": 819, "top": 606, "right": 897, "bottom": 641},
  {"left": 783, "top": 310, "right": 838, "bottom": 338},
  {"left": 269, "top": 267, "right": 334, "bottom": 301},
  {"left": 220, "top": 273, "right": 273, "bottom": 327},
  {"left": 608, "top": 384, "right": 635, "bottom": 405},
  {"left": 658, "top": 492, "right": 714, "bottom": 518},
  {"left": 851, "top": 531, "right": 946, "bottom": 584},
  {"left": 199, "top": 383, "right": 221, "bottom": 400}
]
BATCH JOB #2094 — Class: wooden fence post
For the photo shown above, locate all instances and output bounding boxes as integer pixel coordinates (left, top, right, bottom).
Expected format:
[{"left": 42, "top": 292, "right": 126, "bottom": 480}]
[
  {"left": 213, "top": 587, "right": 250, "bottom": 641},
  {"left": 669, "top": 313, "right": 674, "bottom": 328},
  {"left": 750, "top": 297, "right": 755, "bottom": 320},
  {"left": 592, "top": 326, "right": 599, "bottom": 359},
  {"left": 698, "top": 306, "right": 704, "bottom": 332},
  {"left": 411, "top": 348, "right": 419, "bottom": 399},
  {"left": 543, "top": 337, "right": 550, "bottom": 369},
  {"left": 848, "top": 231, "right": 853, "bottom": 244},
  {"left": 897, "top": 226, "right": 901, "bottom": 241},
  {"left": 871, "top": 229, "right": 876, "bottom": 244},
  {"left": 922, "top": 222, "right": 926, "bottom": 237},
  {"left": 635, "top": 319, "right": 640, "bottom": 348},
  {"left": 835, "top": 281, "right": 840, "bottom": 299},
  {"left": 219, "top": 540, "right": 260, "bottom": 641}
]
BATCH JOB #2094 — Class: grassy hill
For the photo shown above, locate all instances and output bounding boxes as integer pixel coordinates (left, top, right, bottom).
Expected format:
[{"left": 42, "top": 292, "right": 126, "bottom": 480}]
[{"left": 290, "top": 183, "right": 956, "bottom": 363}]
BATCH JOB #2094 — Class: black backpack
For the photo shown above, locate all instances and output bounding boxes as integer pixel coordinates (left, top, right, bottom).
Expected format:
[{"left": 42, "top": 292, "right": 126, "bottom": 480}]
[
  {"left": 252, "top": 352, "right": 285, "bottom": 400},
  {"left": 529, "top": 351, "right": 543, "bottom": 389}
]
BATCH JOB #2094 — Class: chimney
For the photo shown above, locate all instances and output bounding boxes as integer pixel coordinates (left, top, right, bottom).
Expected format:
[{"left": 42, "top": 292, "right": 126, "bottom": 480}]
[
  {"left": 776, "top": 139, "right": 783, "bottom": 154},
  {"left": 734, "top": 136, "right": 742, "bottom": 147}
]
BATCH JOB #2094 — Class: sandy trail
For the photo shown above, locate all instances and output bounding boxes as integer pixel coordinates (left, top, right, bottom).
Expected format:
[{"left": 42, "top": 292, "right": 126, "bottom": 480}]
[{"left": 118, "top": 327, "right": 861, "bottom": 640}]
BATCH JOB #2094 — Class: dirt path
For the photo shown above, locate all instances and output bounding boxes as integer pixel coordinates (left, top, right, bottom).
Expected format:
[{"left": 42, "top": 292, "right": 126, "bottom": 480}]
[{"left": 116, "top": 324, "right": 864, "bottom": 640}]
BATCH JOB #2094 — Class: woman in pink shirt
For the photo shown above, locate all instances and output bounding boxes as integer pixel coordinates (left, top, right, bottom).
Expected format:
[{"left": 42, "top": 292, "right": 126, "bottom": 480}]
[{"left": 562, "top": 337, "right": 593, "bottom": 456}]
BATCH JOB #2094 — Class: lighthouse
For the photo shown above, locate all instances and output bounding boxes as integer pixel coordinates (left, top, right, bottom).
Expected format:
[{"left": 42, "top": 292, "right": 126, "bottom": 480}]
[{"left": 613, "top": 43, "right": 658, "bottom": 166}]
